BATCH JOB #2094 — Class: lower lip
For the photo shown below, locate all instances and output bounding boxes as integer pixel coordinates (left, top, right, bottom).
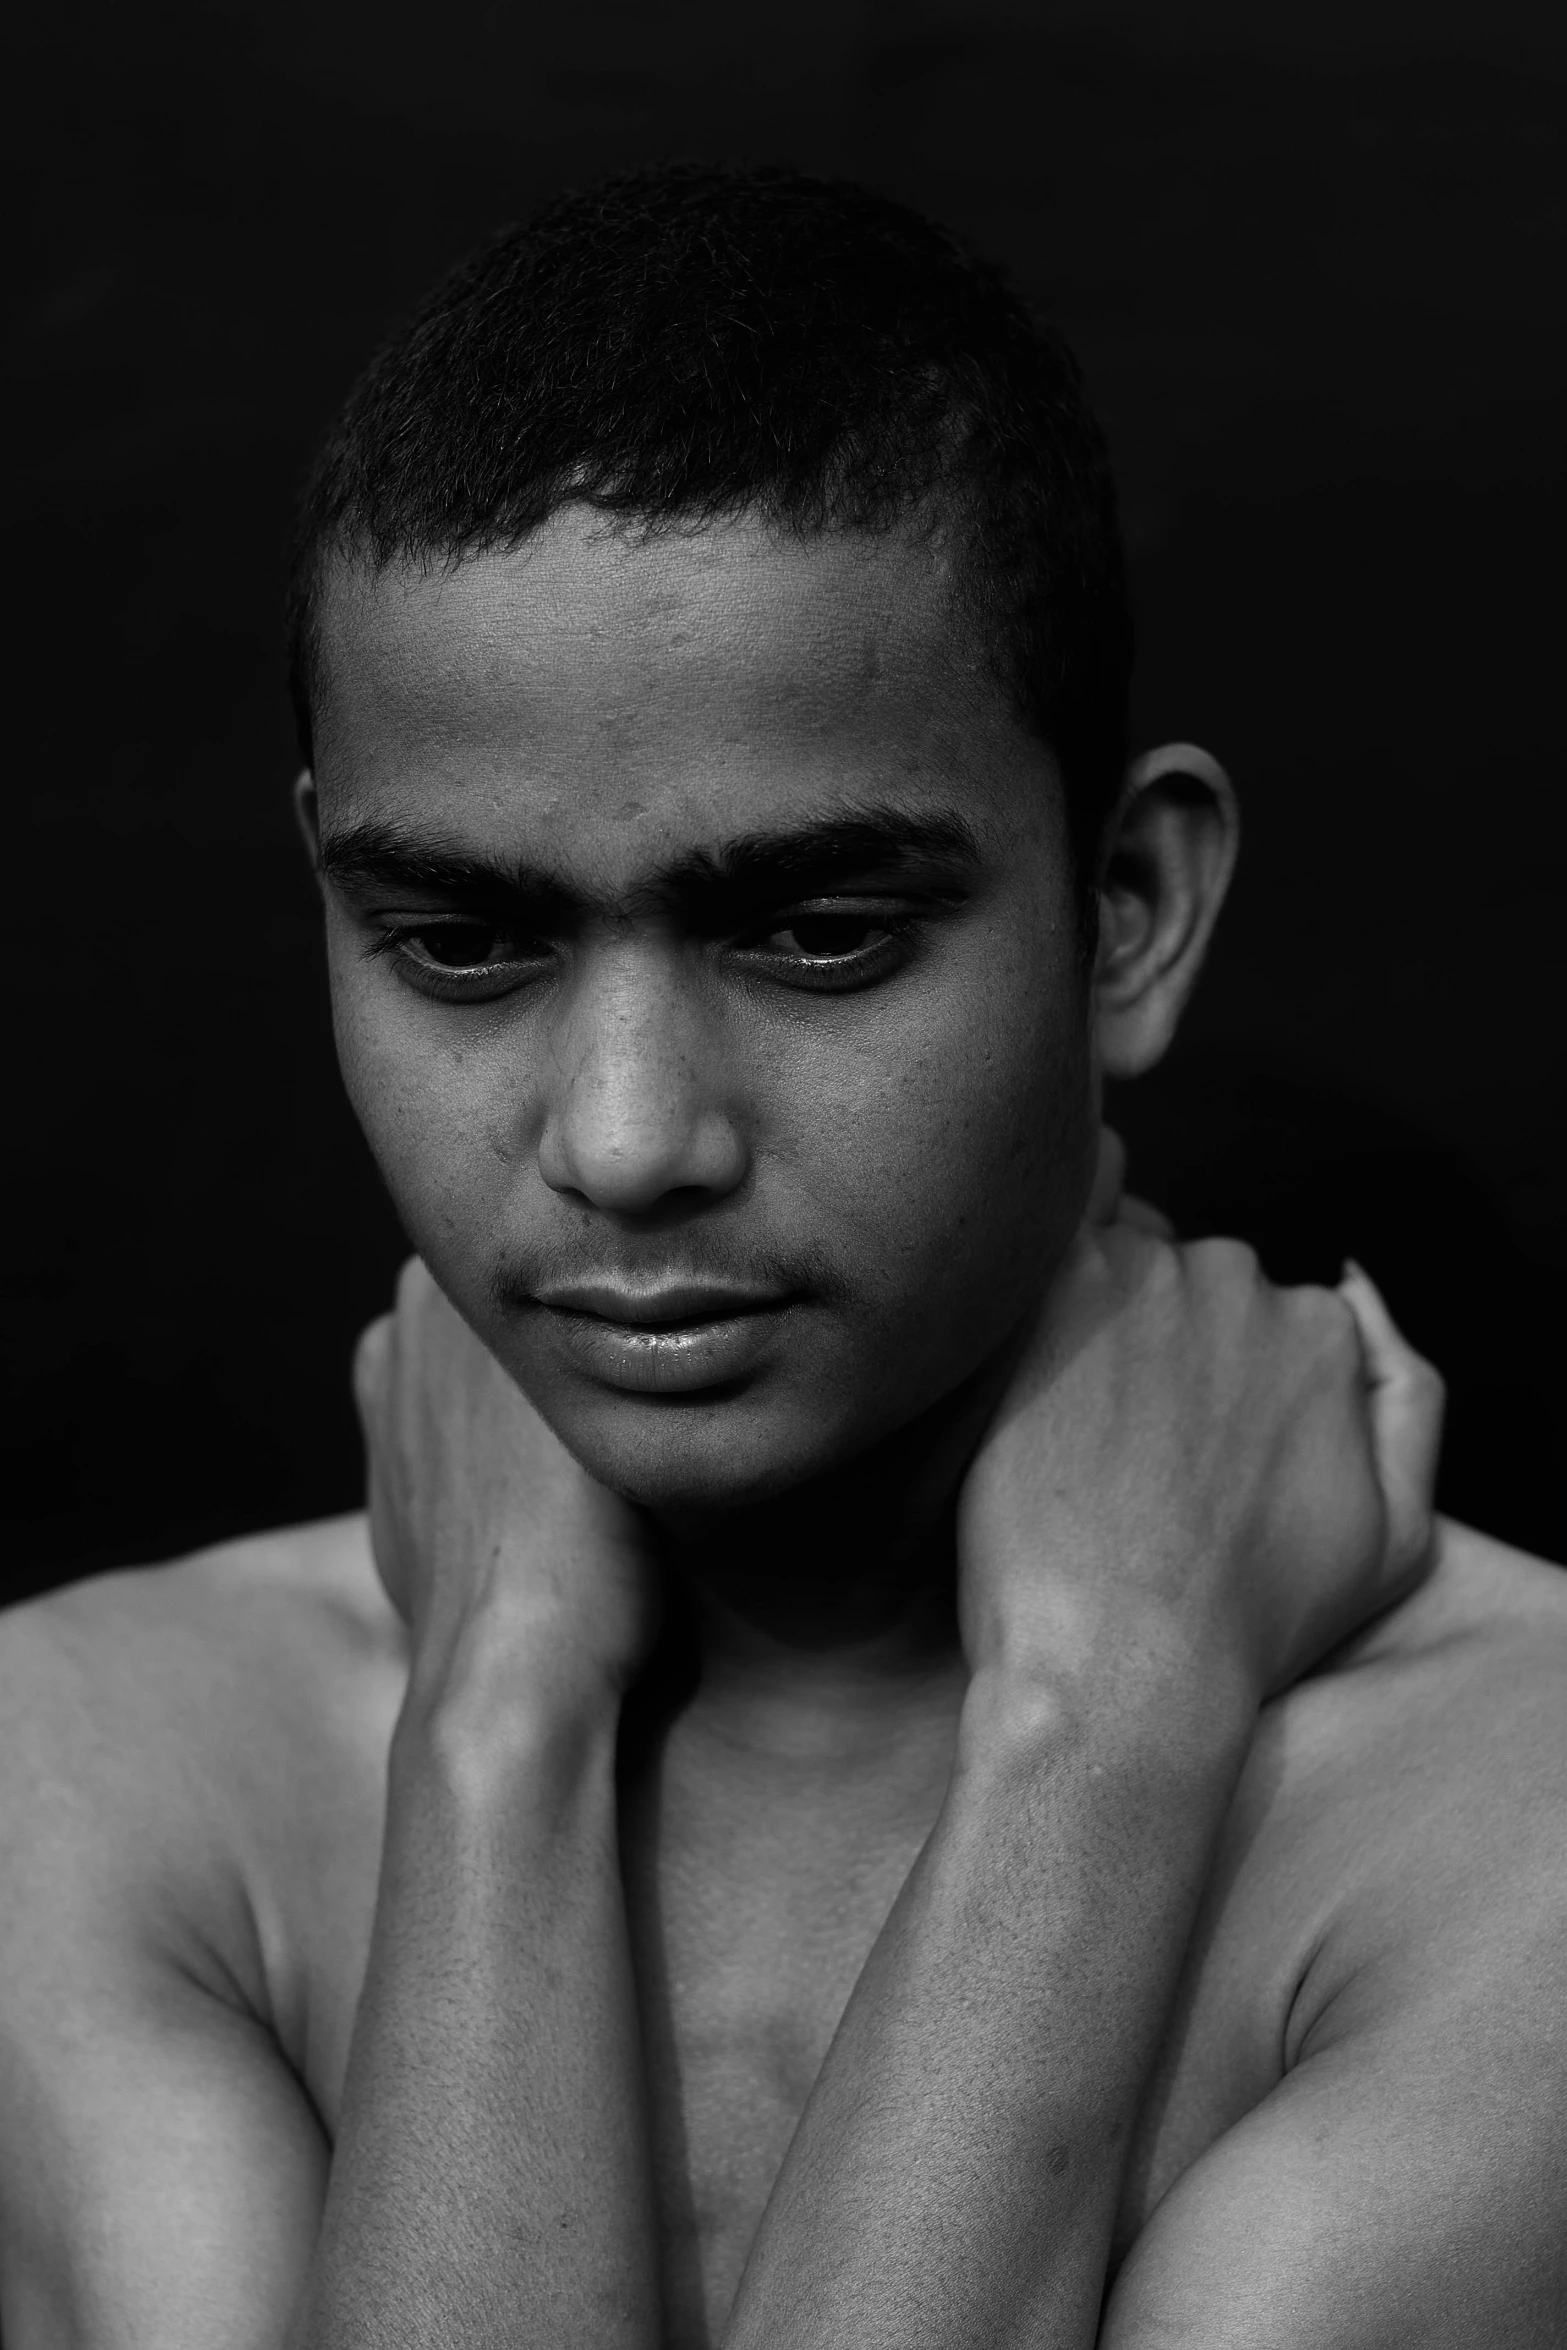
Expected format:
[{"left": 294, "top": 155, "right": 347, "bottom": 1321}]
[{"left": 539, "top": 1305, "right": 792, "bottom": 1395}]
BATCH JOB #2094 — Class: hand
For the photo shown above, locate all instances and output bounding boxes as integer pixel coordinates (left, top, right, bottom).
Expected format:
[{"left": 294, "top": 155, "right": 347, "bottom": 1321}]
[
  {"left": 353, "top": 1259, "right": 660, "bottom": 1709},
  {"left": 1083, "top": 1123, "right": 1174, "bottom": 1238},
  {"left": 958, "top": 1202, "right": 1444, "bottom": 1706}
]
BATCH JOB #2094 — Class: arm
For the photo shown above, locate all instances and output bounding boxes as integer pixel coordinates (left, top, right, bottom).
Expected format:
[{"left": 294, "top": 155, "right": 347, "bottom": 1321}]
[
  {"left": 1102, "top": 1631, "right": 1567, "bottom": 2350},
  {"left": 726, "top": 1642, "right": 1250, "bottom": 2350},
  {"left": 289, "top": 1637, "right": 656, "bottom": 2349},
  {"left": 0, "top": 1597, "right": 331, "bottom": 2349},
  {"left": 1103, "top": 1972, "right": 1567, "bottom": 2349},
  {"left": 290, "top": 1264, "right": 663, "bottom": 2349},
  {"left": 725, "top": 1239, "right": 1442, "bottom": 2349},
  {"left": 0, "top": 1264, "right": 664, "bottom": 2350},
  {"left": 0, "top": 1966, "right": 327, "bottom": 2350},
  {"left": 0, "top": 1602, "right": 656, "bottom": 2350}
]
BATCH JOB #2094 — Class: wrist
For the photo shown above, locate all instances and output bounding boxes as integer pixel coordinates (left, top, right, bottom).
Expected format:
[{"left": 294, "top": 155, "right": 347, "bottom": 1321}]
[
  {"left": 393, "top": 1667, "right": 622, "bottom": 1831},
  {"left": 399, "top": 1589, "right": 626, "bottom": 1782},
  {"left": 958, "top": 1599, "right": 1257, "bottom": 1791}
]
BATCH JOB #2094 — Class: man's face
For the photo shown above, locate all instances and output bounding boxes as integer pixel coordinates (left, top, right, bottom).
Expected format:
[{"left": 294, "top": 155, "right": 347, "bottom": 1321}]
[{"left": 310, "top": 508, "right": 1097, "bottom": 1509}]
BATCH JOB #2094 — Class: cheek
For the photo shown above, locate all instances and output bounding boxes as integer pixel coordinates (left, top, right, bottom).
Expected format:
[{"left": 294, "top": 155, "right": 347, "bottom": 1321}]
[
  {"left": 787, "top": 950, "right": 1094, "bottom": 1347},
  {"left": 326, "top": 909, "right": 1094, "bottom": 1404},
  {"left": 329, "top": 958, "right": 518, "bottom": 1275}
]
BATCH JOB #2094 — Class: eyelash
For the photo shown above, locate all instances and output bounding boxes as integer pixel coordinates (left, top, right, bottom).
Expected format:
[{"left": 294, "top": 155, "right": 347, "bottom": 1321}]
[
  {"left": 362, "top": 903, "right": 923, "bottom": 1003},
  {"left": 362, "top": 921, "right": 549, "bottom": 1003},
  {"left": 734, "top": 908, "right": 919, "bottom": 994}
]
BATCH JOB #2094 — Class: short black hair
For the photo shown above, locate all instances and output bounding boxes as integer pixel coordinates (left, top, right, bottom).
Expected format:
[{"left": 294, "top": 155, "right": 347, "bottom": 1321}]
[{"left": 287, "top": 161, "right": 1133, "bottom": 885}]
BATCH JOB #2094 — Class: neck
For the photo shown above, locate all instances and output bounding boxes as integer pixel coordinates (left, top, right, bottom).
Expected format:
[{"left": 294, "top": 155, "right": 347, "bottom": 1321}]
[{"left": 642, "top": 1346, "right": 1016, "bottom": 1747}]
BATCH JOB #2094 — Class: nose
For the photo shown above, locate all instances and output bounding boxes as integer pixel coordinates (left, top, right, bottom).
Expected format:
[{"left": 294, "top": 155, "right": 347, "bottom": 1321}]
[{"left": 536, "top": 947, "right": 748, "bottom": 1218}]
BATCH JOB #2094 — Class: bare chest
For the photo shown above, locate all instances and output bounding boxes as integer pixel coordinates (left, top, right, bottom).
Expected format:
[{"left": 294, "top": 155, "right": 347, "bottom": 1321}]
[
  {"left": 266, "top": 1710, "right": 1301, "bottom": 2342},
  {"left": 619, "top": 1742, "right": 954, "bottom": 2339}
]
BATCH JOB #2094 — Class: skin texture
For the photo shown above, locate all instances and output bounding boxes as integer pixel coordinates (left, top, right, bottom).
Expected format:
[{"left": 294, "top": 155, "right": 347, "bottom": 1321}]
[
  {"left": 310, "top": 515, "right": 1101, "bottom": 1510},
  {"left": 0, "top": 511, "right": 1563, "bottom": 2349}
]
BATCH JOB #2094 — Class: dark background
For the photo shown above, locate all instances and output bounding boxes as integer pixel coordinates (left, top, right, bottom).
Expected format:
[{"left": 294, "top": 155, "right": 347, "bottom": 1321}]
[{"left": 8, "top": 0, "right": 1566, "bottom": 1596}]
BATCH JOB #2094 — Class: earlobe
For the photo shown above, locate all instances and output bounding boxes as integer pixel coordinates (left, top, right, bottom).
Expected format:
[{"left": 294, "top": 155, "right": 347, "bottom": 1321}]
[{"left": 1092, "top": 743, "right": 1239, "bottom": 1080}]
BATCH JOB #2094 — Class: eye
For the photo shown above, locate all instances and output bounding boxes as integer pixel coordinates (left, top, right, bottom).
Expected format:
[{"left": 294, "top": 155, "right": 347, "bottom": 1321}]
[
  {"left": 773, "top": 913, "right": 885, "bottom": 960},
  {"left": 367, "top": 918, "right": 551, "bottom": 1000},
  {"left": 733, "top": 902, "right": 914, "bottom": 992},
  {"left": 403, "top": 922, "right": 515, "bottom": 970}
]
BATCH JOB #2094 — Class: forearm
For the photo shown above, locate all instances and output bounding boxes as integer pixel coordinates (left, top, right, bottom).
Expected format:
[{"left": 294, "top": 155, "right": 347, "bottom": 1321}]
[
  {"left": 725, "top": 1643, "right": 1254, "bottom": 2350},
  {"left": 289, "top": 1646, "right": 659, "bottom": 2350}
]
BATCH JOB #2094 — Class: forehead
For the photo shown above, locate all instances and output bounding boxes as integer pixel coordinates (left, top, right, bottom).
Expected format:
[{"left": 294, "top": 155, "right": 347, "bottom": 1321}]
[{"left": 311, "top": 507, "right": 1057, "bottom": 864}]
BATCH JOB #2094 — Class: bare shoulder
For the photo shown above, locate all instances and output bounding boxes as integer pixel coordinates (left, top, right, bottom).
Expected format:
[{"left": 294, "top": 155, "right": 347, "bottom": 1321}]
[
  {"left": 0, "top": 1515, "right": 405, "bottom": 2013},
  {"left": 0, "top": 1512, "right": 402, "bottom": 1803},
  {"left": 1158, "top": 1518, "right": 1567, "bottom": 2116},
  {"left": 0, "top": 1530, "right": 395, "bottom": 2338},
  {"left": 1248, "top": 1516, "right": 1567, "bottom": 2023},
  {"left": 1121, "top": 1522, "right": 1567, "bottom": 2260},
  {"left": 1356, "top": 1510, "right": 1567, "bottom": 1665},
  {"left": 1280, "top": 1514, "right": 1567, "bottom": 1821}
]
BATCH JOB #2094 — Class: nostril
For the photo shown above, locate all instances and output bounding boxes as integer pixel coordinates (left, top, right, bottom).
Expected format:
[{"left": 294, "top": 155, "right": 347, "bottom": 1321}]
[
  {"left": 537, "top": 1097, "right": 747, "bottom": 1214},
  {"left": 536, "top": 977, "right": 748, "bottom": 1211}
]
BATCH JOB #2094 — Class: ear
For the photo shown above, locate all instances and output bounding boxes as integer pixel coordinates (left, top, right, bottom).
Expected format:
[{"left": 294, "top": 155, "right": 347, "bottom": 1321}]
[
  {"left": 1093, "top": 742, "right": 1238, "bottom": 1080},
  {"left": 292, "top": 769, "right": 323, "bottom": 879}
]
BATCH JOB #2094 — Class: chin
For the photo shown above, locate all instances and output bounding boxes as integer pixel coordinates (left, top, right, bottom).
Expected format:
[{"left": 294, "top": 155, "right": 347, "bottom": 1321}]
[{"left": 537, "top": 1383, "right": 889, "bottom": 1515}]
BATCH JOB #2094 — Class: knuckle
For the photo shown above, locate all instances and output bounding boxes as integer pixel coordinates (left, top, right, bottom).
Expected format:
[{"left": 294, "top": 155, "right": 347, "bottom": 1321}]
[
  {"left": 1190, "top": 1235, "right": 1259, "bottom": 1280},
  {"left": 1121, "top": 1192, "right": 1175, "bottom": 1238},
  {"left": 352, "top": 1316, "right": 392, "bottom": 1411},
  {"left": 394, "top": 1255, "right": 432, "bottom": 1315},
  {"left": 1309, "top": 1283, "right": 1357, "bottom": 1341},
  {"left": 1107, "top": 1223, "right": 1176, "bottom": 1302},
  {"left": 1185, "top": 1236, "right": 1261, "bottom": 1303},
  {"left": 1290, "top": 1282, "right": 1357, "bottom": 1351}
]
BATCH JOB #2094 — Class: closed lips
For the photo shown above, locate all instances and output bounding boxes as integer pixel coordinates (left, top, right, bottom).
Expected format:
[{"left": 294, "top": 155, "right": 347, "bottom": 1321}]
[{"left": 535, "top": 1283, "right": 791, "bottom": 1326}]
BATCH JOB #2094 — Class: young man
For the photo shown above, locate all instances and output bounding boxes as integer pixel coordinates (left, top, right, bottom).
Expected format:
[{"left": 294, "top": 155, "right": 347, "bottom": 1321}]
[{"left": 0, "top": 164, "right": 1563, "bottom": 2348}]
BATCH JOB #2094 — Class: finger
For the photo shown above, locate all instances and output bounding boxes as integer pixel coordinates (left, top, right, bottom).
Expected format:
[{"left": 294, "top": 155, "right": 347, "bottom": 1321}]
[
  {"left": 395, "top": 1254, "right": 436, "bottom": 1316},
  {"left": 1086, "top": 1127, "right": 1127, "bottom": 1226},
  {"left": 1339, "top": 1260, "right": 1445, "bottom": 1573},
  {"left": 1119, "top": 1191, "right": 1175, "bottom": 1238},
  {"left": 352, "top": 1314, "right": 392, "bottom": 1427},
  {"left": 364, "top": 1449, "right": 413, "bottom": 1625}
]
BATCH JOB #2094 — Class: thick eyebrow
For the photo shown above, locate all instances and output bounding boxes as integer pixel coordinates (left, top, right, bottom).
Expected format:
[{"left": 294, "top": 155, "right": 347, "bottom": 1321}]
[
  {"left": 316, "top": 822, "right": 574, "bottom": 919},
  {"left": 315, "top": 804, "right": 982, "bottom": 923},
  {"left": 675, "top": 808, "right": 982, "bottom": 914}
]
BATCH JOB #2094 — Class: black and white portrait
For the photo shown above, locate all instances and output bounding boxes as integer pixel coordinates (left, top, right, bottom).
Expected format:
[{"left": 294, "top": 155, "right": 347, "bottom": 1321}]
[{"left": 4, "top": 5, "right": 1564, "bottom": 2343}]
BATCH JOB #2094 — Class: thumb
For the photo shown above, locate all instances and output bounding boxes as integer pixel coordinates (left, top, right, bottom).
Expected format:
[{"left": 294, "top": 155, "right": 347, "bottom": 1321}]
[
  {"left": 365, "top": 1449, "right": 414, "bottom": 1627},
  {"left": 1086, "top": 1126, "right": 1127, "bottom": 1226},
  {"left": 352, "top": 1312, "right": 392, "bottom": 1437},
  {"left": 1339, "top": 1260, "right": 1445, "bottom": 1580},
  {"left": 351, "top": 1314, "right": 411, "bottom": 1624},
  {"left": 1085, "top": 1125, "right": 1172, "bottom": 1237}
]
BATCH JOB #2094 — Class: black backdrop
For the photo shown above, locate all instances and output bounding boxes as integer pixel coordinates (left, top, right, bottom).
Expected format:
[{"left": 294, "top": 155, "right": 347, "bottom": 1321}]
[{"left": 9, "top": 0, "right": 1566, "bottom": 1597}]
